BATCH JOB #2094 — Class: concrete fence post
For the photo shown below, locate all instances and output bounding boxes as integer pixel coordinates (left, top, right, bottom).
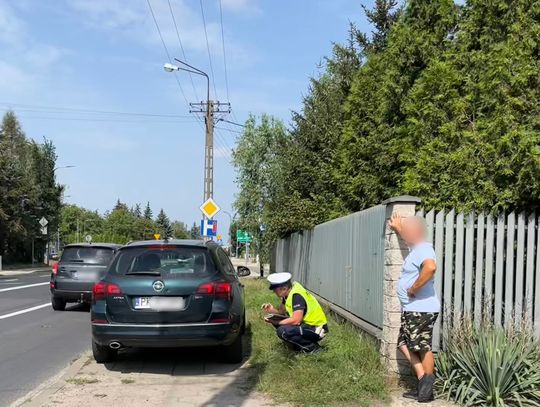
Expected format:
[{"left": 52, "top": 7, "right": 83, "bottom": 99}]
[{"left": 380, "top": 195, "right": 422, "bottom": 376}]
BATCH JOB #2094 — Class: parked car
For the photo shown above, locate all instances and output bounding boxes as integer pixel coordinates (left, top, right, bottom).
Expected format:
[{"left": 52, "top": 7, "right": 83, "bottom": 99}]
[
  {"left": 91, "top": 240, "right": 251, "bottom": 364},
  {"left": 50, "top": 243, "right": 122, "bottom": 311}
]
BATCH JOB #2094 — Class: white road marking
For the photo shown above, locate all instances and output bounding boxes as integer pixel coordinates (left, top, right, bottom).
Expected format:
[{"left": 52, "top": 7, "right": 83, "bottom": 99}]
[
  {"left": 40, "top": 274, "right": 50, "bottom": 277},
  {"left": 0, "top": 303, "right": 50, "bottom": 320},
  {"left": 0, "top": 279, "right": 18, "bottom": 282},
  {"left": 0, "top": 282, "right": 49, "bottom": 293}
]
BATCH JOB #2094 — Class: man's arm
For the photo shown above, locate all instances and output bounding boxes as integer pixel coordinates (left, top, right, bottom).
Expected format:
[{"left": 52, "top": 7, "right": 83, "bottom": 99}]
[
  {"left": 277, "top": 310, "right": 304, "bottom": 326},
  {"left": 389, "top": 213, "right": 403, "bottom": 238},
  {"left": 408, "top": 259, "right": 436, "bottom": 297}
]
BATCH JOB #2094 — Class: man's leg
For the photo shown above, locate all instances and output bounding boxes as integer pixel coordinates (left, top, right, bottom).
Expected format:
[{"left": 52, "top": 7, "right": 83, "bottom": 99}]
[
  {"left": 419, "top": 350, "right": 435, "bottom": 375},
  {"left": 408, "top": 312, "right": 438, "bottom": 403},
  {"left": 276, "top": 325, "right": 319, "bottom": 352},
  {"left": 399, "top": 345, "right": 425, "bottom": 379}
]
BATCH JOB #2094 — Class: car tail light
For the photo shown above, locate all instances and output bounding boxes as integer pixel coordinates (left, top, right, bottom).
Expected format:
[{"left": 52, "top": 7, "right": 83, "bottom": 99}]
[
  {"left": 52, "top": 262, "right": 59, "bottom": 275},
  {"left": 92, "top": 319, "right": 109, "bottom": 324},
  {"left": 196, "top": 282, "right": 232, "bottom": 300},
  {"left": 50, "top": 281, "right": 55, "bottom": 289},
  {"left": 107, "top": 284, "right": 122, "bottom": 295},
  {"left": 93, "top": 282, "right": 122, "bottom": 301},
  {"left": 196, "top": 283, "right": 215, "bottom": 295},
  {"left": 215, "top": 282, "right": 232, "bottom": 300}
]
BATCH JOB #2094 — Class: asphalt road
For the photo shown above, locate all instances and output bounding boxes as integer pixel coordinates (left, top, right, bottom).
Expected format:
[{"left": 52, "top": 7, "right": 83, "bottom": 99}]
[{"left": 0, "top": 270, "right": 91, "bottom": 406}]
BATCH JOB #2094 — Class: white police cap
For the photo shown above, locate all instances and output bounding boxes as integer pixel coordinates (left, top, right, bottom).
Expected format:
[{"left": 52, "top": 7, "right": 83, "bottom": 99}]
[{"left": 267, "top": 272, "right": 292, "bottom": 289}]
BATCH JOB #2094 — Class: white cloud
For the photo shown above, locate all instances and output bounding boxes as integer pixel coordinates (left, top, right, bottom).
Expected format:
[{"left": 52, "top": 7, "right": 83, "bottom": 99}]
[{"left": 0, "top": 1, "right": 26, "bottom": 47}]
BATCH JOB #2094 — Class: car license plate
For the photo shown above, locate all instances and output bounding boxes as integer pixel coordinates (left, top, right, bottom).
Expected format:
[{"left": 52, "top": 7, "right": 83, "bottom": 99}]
[{"left": 133, "top": 297, "right": 185, "bottom": 311}]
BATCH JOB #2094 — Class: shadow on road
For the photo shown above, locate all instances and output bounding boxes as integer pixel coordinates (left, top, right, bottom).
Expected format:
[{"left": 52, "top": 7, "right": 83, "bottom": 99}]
[
  {"left": 104, "top": 326, "right": 256, "bottom": 377},
  {"left": 64, "top": 303, "right": 90, "bottom": 312}
]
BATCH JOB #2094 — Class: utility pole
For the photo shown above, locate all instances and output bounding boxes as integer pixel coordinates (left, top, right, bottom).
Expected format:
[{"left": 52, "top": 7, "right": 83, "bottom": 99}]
[
  {"left": 164, "top": 59, "right": 231, "bottom": 205},
  {"left": 190, "top": 99, "right": 230, "bottom": 203}
]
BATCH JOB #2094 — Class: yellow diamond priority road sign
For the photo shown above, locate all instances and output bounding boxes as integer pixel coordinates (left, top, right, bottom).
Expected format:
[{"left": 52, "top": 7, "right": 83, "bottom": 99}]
[{"left": 200, "top": 198, "right": 220, "bottom": 219}]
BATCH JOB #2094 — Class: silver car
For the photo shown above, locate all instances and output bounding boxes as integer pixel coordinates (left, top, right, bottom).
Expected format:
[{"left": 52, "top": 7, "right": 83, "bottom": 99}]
[{"left": 50, "top": 243, "right": 122, "bottom": 310}]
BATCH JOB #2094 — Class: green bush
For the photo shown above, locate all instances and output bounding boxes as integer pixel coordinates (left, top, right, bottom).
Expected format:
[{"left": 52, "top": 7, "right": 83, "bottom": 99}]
[{"left": 436, "top": 318, "right": 540, "bottom": 406}]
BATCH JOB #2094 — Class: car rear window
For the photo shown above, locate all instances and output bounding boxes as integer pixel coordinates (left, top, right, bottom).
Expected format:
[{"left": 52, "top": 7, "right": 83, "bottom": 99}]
[
  {"left": 109, "top": 246, "right": 216, "bottom": 278},
  {"left": 61, "top": 247, "right": 115, "bottom": 265}
]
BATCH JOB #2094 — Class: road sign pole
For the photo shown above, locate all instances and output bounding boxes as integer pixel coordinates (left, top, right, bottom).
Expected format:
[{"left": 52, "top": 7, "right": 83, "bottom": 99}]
[{"left": 245, "top": 242, "right": 250, "bottom": 266}]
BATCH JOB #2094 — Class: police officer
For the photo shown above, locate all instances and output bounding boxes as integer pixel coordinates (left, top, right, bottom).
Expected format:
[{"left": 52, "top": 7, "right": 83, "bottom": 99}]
[{"left": 262, "top": 272, "right": 328, "bottom": 353}]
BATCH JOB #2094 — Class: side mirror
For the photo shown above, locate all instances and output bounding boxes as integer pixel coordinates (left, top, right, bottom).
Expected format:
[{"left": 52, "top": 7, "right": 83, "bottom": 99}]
[{"left": 237, "top": 266, "right": 251, "bottom": 277}]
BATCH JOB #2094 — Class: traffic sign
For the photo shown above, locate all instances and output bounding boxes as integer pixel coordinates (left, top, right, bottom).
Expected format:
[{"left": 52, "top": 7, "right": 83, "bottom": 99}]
[
  {"left": 40, "top": 226, "right": 47, "bottom": 235},
  {"left": 201, "top": 219, "right": 217, "bottom": 237},
  {"left": 154, "top": 233, "right": 161, "bottom": 240},
  {"left": 236, "top": 229, "right": 252, "bottom": 243},
  {"left": 39, "top": 217, "right": 48, "bottom": 227},
  {"left": 85, "top": 235, "right": 92, "bottom": 243},
  {"left": 199, "top": 198, "right": 220, "bottom": 219}
]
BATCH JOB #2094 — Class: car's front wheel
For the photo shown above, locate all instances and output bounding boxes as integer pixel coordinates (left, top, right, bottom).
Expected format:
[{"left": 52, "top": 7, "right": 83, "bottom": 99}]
[
  {"left": 92, "top": 340, "right": 117, "bottom": 364},
  {"left": 51, "top": 296, "right": 66, "bottom": 311},
  {"left": 221, "top": 333, "right": 243, "bottom": 364}
]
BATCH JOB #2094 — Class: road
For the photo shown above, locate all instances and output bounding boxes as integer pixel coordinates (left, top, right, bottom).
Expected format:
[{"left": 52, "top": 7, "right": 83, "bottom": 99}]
[{"left": 0, "top": 270, "right": 91, "bottom": 406}]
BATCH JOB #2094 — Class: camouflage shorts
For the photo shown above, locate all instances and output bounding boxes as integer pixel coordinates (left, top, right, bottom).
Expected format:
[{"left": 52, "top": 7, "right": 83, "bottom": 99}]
[{"left": 397, "top": 311, "right": 439, "bottom": 352}]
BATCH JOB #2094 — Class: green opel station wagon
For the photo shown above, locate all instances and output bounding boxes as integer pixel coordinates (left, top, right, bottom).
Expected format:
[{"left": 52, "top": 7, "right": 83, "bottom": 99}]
[{"left": 91, "top": 240, "right": 250, "bottom": 364}]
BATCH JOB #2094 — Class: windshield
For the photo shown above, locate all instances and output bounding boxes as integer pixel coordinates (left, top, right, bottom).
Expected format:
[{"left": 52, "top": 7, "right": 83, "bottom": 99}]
[
  {"left": 61, "top": 247, "right": 115, "bottom": 265},
  {"left": 109, "top": 246, "right": 216, "bottom": 278}
]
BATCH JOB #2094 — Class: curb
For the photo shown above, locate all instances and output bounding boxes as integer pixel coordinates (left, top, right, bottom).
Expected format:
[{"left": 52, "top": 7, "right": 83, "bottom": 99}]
[
  {"left": 10, "top": 351, "right": 91, "bottom": 407},
  {"left": 0, "top": 268, "right": 50, "bottom": 277}
]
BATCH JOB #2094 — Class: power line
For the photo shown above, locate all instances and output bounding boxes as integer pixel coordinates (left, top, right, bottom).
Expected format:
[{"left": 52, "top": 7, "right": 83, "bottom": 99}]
[
  {"left": 215, "top": 125, "right": 242, "bottom": 134},
  {"left": 147, "top": 0, "right": 207, "bottom": 133},
  {"left": 218, "top": 0, "right": 230, "bottom": 103},
  {"left": 220, "top": 118, "right": 245, "bottom": 127},
  {"left": 199, "top": 0, "right": 219, "bottom": 100},
  {"left": 0, "top": 102, "right": 193, "bottom": 118},
  {"left": 167, "top": 0, "right": 199, "bottom": 101},
  {"left": 146, "top": 0, "right": 189, "bottom": 106},
  {"left": 8, "top": 114, "right": 201, "bottom": 124}
]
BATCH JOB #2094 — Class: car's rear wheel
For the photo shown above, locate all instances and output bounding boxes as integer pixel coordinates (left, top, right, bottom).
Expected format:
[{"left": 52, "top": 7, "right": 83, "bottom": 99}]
[
  {"left": 51, "top": 296, "right": 66, "bottom": 311},
  {"left": 240, "top": 310, "right": 247, "bottom": 335},
  {"left": 221, "top": 333, "right": 243, "bottom": 364},
  {"left": 92, "top": 340, "right": 117, "bottom": 364}
]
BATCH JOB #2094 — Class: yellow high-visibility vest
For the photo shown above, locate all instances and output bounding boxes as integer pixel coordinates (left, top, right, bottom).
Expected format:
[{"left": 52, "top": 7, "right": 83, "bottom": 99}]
[{"left": 285, "top": 282, "right": 327, "bottom": 326}]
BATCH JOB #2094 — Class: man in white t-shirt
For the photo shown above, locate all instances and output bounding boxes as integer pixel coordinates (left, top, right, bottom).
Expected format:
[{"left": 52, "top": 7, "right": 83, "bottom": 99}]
[{"left": 389, "top": 214, "right": 440, "bottom": 403}]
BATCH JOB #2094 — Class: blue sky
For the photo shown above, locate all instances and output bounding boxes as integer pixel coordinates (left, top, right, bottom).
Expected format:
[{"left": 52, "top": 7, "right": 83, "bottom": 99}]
[{"left": 0, "top": 0, "right": 373, "bottom": 237}]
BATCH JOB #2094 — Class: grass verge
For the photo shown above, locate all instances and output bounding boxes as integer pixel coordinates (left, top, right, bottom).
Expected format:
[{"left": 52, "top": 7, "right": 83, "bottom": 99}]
[{"left": 245, "top": 278, "right": 389, "bottom": 406}]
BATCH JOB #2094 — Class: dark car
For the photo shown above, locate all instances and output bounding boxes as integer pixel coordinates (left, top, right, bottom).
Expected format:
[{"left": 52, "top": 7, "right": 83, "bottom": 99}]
[
  {"left": 91, "top": 240, "right": 251, "bottom": 364},
  {"left": 50, "top": 243, "right": 122, "bottom": 311}
]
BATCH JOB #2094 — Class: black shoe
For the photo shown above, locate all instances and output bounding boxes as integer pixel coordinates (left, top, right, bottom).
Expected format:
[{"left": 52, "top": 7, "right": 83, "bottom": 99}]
[
  {"left": 301, "top": 343, "right": 322, "bottom": 354},
  {"left": 417, "top": 374, "right": 435, "bottom": 403},
  {"left": 402, "top": 390, "right": 418, "bottom": 400}
]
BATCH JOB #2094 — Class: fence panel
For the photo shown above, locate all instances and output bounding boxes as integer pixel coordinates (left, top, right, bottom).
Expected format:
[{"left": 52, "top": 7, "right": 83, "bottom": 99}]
[
  {"left": 515, "top": 213, "right": 526, "bottom": 324},
  {"left": 494, "top": 214, "right": 506, "bottom": 325},
  {"left": 464, "top": 213, "right": 475, "bottom": 314},
  {"left": 536, "top": 220, "right": 540, "bottom": 336},
  {"left": 432, "top": 210, "right": 445, "bottom": 351},
  {"left": 484, "top": 215, "right": 495, "bottom": 319},
  {"left": 474, "top": 213, "right": 485, "bottom": 325},
  {"left": 274, "top": 205, "right": 540, "bottom": 347},
  {"left": 526, "top": 214, "right": 536, "bottom": 316}
]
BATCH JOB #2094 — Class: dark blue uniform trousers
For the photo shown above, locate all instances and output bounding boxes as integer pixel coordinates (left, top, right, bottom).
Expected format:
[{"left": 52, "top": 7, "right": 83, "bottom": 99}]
[{"left": 276, "top": 324, "right": 320, "bottom": 351}]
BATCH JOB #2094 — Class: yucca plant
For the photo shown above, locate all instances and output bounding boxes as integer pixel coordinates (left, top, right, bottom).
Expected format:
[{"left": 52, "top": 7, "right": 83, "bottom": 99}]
[{"left": 436, "top": 318, "right": 540, "bottom": 406}]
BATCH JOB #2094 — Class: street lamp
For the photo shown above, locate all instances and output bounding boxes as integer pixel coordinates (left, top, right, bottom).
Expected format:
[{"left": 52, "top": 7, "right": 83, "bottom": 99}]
[
  {"left": 164, "top": 59, "right": 214, "bottom": 205},
  {"left": 54, "top": 165, "right": 75, "bottom": 172}
]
